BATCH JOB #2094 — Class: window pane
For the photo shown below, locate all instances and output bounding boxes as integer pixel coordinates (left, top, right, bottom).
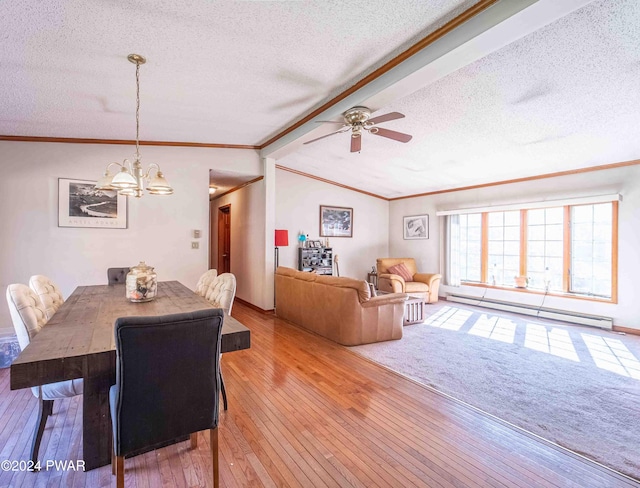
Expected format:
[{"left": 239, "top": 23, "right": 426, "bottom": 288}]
[
  {"left": 488, "top": 212, "right": 503, "bottom": 226},
  {"left": 488, "top": 242, "right": 504, "bottom": 255},
  {"left": 504, "top": 226, "right": 520, "bottom": 241},
  {"left": 457, "top": 213, "right": 482, "bottom": 282},
  {"left": 528, "top": 225, "right": 545, "bottom": 241},
  {"left": 528, "top": 241, "right": 544, "bottom": 257},
  {"left": 572, "top": 205, "right": 592, "bottom": 223},
  {"left": 528, "top": 209, "right": 545, "bottom": 225},
  {"left": 504, "top": 211, "right": 520, "bottom": 226},
  {"left": 546, "top": 207, "right": 564, "bottom": 224},
  {"left": 570, "top": 203, "right": 612, "bottom": 298},
  {"left": 488, "top": 211, "right": 520, "bottom": 286},
  {"left": 546, "top": 241, "right": 563, "bottom": 257},
  {"left": 546, "top": 224, "right": 563, "bottom": 240},
  {"left": 526, "top": 207, "right": 564, "bottom": 292},
  {"left": 593, "top": 203, "right": 611, "bottom": 223},
  {"left": 488, "top": 227, "right": 503, "bottom": 241}
]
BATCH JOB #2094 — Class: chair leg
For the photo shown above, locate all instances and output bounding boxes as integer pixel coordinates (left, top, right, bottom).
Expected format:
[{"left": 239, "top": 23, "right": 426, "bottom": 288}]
[
  {"left": 30, "top": 397, "right": 54, "bottom": 465},
  {"left": 111, "top": 445, "right": 116, "bottom": 476},
  {"left": 220, "top": 370, "right": 228, "bottom": 411},
  {"left": 210, "top": 428, "right": 219, "bottom": 488},
  {"left": 190, "top": 432, "right": 198, "bottom": 449},
  {"left": 220, "top": 368, "right": 228, "bottom": 410},
  {"left": 115, "top": 455, "right": 124, "bottom": 488}
]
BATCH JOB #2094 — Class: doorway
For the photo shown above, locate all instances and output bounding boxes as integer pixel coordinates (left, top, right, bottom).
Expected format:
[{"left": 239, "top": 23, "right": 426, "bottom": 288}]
[{"left": 217, "top": 204, "right": 231, "bottom": 273}]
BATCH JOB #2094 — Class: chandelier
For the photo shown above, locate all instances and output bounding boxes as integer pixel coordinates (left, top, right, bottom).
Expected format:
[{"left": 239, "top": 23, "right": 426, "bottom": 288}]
[{"left": 95, "top": 54, "right": 173, "bottom": 198}]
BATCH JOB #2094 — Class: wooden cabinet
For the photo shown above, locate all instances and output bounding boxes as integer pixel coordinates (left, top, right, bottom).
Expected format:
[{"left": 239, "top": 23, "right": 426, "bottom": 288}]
[{"left": 298, "top": 247, "right": 333, "bottom": 275}]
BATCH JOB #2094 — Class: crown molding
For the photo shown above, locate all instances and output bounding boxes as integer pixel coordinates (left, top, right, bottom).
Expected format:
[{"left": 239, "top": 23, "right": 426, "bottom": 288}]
[
  {"left": 210, "top": 176, "right": 265, "bottom": 201},
  {"left": 0, "top": 135, "right": 259, "bottom": 150},
  {"left": 275, "top": 165, "right": 388, "bottom": 201},
  {"left": 389, "top": 159, "right": 640, "bottom": 201},
  {"left": 277, "top": 158, "right": 640, "bottom": 203}
]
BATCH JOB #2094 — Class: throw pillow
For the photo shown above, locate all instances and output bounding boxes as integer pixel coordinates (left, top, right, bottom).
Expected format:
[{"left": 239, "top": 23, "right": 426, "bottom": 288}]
[{"left": 387, "top": 263, "right": 413, "bottom": 282}]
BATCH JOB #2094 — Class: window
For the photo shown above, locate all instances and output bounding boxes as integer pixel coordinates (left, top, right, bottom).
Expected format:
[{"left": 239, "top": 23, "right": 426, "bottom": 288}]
[
  {"left": 448, "top": 201, "right": 617, "bottom": 301},
  {"left": 458, "top": 213, "right": 482, "bottom": 282},
  {"left": 526, "top": 207, "right": 563, "bottom": 292},
  {"left": 488, "top": 211, "right": 520, "bottom": 286},
  {"left": 570, "top": 203, "right": 613, "bottom": 297}
]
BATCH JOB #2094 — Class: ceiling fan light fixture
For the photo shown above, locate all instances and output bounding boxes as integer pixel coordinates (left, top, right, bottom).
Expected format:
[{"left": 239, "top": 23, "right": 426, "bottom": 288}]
[{"left": 303, "top": 106, "right": 412, "bottom": 152}]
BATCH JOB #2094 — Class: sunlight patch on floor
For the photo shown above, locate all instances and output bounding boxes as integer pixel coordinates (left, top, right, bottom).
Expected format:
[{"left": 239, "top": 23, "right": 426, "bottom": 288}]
[
  {"left": 524, "top": 324, "right": 580, "bottom": 361},
  {"left": 582, "top": 334, "right": 640, "bottom": 379},
  {"left": 424, "top": 306, "right": 473, "bottom": 331},
  {"left": 468, "top": 315, "right": 516, "bottom": 343}
]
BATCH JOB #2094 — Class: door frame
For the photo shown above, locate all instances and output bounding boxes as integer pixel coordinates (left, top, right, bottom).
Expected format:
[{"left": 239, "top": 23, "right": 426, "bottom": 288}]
[{"left": 217, "top": 204, "right": 231, "bottom": 273}]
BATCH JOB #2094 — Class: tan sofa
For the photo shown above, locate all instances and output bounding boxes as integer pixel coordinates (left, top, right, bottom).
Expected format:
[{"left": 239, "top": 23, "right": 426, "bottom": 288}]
[
  {"left": 275, "top": 267, "right": 407, "bottom": 346},
  {"left": 376, "top": 258, "right": 442, "bottom": 303}
]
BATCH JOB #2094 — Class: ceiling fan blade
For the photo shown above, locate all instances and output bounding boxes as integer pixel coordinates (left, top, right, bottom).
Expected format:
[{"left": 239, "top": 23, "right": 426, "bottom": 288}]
[
  {"left": 371, "top": 127, "right": 412, "bottom": 143},
  {"left": 303, "top": 128, "right": 349, "bottom": 145},
  {"left": 350, "top": 134, "right": 362, "bottom": 153},
  {"left": 368, "top": 112, "right": 405, "bottom": 125}
]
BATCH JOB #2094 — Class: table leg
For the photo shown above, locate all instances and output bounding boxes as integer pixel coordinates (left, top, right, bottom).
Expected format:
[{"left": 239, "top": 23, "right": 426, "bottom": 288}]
[{"left": 83, "top": 352, "right": 116, "bottom": 471}]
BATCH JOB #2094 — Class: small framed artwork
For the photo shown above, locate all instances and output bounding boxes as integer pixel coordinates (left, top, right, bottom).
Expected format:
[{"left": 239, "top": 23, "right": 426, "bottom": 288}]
[
  {"left": 403, "top": 214, "right": 428, "bottom": 240},
  {"left": 58, "top": 178, "right": 128, "bottom": 229},
  {"left": 320, "top": 205, "right": 353, "bottom": 238}
]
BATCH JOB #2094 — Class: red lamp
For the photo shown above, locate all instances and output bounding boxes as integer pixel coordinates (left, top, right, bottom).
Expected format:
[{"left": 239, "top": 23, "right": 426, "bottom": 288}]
[
  {"left": 275, "top": 229, "right": 289, "bottom": 247},
  {"left": 274, "top": 229, "right": 289, "bottom": 271}
]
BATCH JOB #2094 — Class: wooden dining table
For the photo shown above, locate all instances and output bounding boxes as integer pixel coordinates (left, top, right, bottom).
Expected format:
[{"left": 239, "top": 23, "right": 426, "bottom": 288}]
[{"left": 10, "top": 281, "right": 251, "bottom": 471}]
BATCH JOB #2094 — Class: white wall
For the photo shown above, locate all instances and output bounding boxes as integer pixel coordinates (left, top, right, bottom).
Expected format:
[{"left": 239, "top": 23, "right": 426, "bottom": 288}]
[
  {"left": 210, "top": 178, "right": 269, "bottom": 309},
  {"left": 0, "top": 141, "right": 261, "bottom": 334},
  {"left": 275, "top": 169, "right": 389, "bottom": 281},
  {"left": 389, "top": 164, "right": 640, "bottom": 330}
]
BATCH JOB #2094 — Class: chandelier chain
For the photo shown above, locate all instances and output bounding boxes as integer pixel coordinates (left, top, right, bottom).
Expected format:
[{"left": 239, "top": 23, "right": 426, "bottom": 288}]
[
  {"left": 95, "top": 54, "right": 173, "bottom": 197},
  {"left": 135, "top": 61, "right": 140, "bottom": 158}
]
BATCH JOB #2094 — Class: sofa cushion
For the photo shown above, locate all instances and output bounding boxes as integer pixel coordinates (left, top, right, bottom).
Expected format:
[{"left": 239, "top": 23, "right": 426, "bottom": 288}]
[
  {"left": 387, "top": 263, "right": 413, "bottom": 282},
  {"left": 316, "top": 274, "right": 370, "bottom": 302}
]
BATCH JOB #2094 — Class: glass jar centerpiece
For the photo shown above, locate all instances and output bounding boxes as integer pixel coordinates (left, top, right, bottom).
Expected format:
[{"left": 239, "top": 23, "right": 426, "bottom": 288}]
[{"left": 126, "top": 262, "right": 158, "bottom": 302}]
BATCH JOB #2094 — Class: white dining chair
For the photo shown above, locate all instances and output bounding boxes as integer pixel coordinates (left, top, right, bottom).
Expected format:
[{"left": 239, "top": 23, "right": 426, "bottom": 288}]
[
  {"left": 29, "top": 275, "right": 64, "bottom": 321},
  {"left": 6, "top": 284, "right": 83, "bottom": 465},
  {"left": 203, "top": 273, "right": 237, "bottom": 410},
  {"left": 195, "top": 269, "right": 218, "bottom": 297}
]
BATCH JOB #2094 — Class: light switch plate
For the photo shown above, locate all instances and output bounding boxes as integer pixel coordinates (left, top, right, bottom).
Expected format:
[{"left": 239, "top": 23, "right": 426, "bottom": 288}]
[{"left": 193, "top": 230, "right": 201, "bottom": 238}]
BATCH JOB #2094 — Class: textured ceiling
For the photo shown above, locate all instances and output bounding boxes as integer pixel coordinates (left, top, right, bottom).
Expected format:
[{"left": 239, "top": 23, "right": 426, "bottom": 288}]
[
  {"left": 0, "top": 0, "right": 477, "bottom": 145},
  {"left": 279, "top": 0, "right": 640, "bottom": 197},
  {"left": 3, "top": 0, "right": 639, "bottom": 198}
]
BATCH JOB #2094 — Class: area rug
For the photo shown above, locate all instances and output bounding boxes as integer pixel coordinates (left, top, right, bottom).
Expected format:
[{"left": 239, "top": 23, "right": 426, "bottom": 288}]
[{"left": 349, "top": 302, "right": 640, "bottom": 481}]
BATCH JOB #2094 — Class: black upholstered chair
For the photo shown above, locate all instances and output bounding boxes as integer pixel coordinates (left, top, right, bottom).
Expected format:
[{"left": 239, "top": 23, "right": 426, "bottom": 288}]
[
  {"left": 109, "top": 309, "right": 223, "bottom": 488},
  {"left": 107, "top": 267, "right": 130, "bottom": 285}
]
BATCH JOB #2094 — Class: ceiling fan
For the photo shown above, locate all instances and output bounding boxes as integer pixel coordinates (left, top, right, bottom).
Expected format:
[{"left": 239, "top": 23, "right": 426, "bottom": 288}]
[{"left": 304, "top": 106, "right": 412, "bottom": 153}]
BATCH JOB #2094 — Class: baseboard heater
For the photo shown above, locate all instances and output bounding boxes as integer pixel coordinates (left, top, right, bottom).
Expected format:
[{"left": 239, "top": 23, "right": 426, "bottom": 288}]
[{"left": 446, "top": 294, "right": 613, "bottom": 330}]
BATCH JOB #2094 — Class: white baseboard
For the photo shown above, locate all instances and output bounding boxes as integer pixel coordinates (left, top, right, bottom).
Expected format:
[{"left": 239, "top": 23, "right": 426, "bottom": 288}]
[{"left": 446, "top": 294, "right": 613, "bottom": 330}]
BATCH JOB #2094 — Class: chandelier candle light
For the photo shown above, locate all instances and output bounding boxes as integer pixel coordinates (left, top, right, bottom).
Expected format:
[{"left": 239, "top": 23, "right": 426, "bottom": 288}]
[{"left": 95, "top": 54, "right": 173, "bottom": 198}]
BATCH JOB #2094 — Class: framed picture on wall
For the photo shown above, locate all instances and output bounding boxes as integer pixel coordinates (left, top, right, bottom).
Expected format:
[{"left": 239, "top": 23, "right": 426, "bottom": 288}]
[
  {"left": 58, "top": 178, "right": 128, "bottom": 229},
  {"left": 320, "top": 205, "right": 353, "bottom": 238},
  {"left": 403, "top": 214, "right": 428, "bottom": 240}
]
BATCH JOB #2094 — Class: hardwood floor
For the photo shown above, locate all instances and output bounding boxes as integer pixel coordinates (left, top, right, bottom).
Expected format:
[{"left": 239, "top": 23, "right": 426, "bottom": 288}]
[{"left": 1, "top": 302, "right": 637, "bottom": 487}]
